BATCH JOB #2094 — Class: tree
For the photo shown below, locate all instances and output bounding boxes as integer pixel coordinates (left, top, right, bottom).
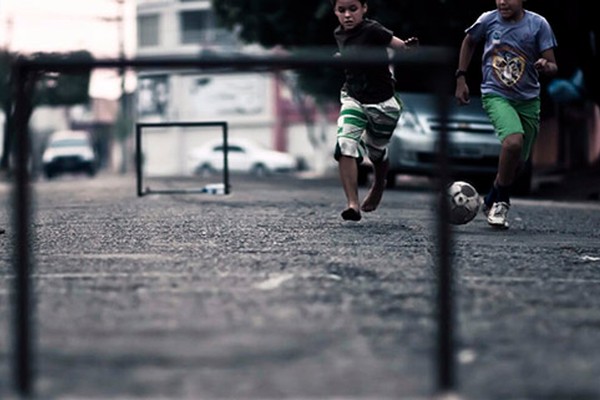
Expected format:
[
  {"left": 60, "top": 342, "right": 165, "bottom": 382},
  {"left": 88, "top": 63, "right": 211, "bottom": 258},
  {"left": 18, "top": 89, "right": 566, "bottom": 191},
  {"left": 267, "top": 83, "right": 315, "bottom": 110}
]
[
  {"left": 0, "top": 50, "right": 93, "bottom": 172},
  {"left": 212, "top": 0, "right": 597, "bottom": 174},
  {"left": 212, "top": 0, "right": 341, "bottom": 103},
  {"left": 211, "top": 0, "right": 490, "bottom": 101},
  {"left": 211, "top": 0, "right": 488, "bottom": 172}
]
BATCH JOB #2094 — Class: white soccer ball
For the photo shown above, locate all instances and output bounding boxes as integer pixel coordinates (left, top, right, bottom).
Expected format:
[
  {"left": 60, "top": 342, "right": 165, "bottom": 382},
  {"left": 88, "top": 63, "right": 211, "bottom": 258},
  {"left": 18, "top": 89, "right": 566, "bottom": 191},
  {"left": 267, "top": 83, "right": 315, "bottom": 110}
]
[{"left": 447, "top": 181, "right": 480, "bottom": 225}]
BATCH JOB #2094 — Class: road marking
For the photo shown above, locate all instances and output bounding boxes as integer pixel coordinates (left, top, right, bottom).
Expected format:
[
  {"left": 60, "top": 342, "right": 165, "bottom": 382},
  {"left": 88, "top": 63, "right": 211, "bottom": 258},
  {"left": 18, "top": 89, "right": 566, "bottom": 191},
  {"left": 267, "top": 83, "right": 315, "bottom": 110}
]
[
  {"left": 253, "top": 273, "right": 295, "bottom": 290},
  {"left": 581, "top": 255, "right": 600, "bottom": 262}
]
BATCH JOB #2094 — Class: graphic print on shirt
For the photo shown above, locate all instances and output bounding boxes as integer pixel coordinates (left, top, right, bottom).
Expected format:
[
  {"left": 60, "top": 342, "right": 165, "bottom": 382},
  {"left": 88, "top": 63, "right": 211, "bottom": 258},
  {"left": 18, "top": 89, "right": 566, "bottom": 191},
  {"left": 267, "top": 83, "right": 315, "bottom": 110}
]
[{"left": 491, "top": 43, "right": 527, "bottom": 87}]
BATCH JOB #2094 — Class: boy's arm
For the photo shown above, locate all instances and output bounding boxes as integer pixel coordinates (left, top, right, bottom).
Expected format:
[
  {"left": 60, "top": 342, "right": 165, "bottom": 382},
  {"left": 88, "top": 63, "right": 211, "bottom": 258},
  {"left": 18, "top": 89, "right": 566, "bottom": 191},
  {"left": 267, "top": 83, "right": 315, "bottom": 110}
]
[
  {"left": 456, "top": 34, "right": 477, "bottom": 76},
  {"left": 534, "top": 48, "right": 558, "bottom": 76},
  {"left": 455, "top": 34, "right": 477, "bottom": 105},
  {"left": 389, "top": 36, "right": 419, "bottom": 51}
]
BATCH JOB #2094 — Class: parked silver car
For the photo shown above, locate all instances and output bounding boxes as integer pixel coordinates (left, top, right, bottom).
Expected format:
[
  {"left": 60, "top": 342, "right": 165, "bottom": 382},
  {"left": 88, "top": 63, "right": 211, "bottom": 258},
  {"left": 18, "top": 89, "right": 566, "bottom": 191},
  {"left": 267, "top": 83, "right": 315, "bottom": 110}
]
[{"left": 358, "top": 92, "right": 532, "bottom": 194}]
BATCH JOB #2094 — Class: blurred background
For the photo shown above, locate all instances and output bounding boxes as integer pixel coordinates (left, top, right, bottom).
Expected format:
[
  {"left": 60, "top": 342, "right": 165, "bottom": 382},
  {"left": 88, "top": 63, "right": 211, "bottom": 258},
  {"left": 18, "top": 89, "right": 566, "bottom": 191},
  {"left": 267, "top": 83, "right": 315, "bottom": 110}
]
[{"left": 0, "top": 0, "right": 597, "bottom": 191}]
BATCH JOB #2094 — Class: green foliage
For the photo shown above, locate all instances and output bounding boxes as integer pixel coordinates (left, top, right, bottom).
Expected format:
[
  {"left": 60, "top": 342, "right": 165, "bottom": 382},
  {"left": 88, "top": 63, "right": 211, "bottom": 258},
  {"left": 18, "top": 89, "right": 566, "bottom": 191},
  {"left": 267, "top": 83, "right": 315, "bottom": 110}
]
[
  {"left": 213, "top": 0, "right": 336, "bottom": 48},
  {"left": 211, "top": 0, "right": 486, "bottom": 101},
  {"left": 0, "top": 50, "right": 93, "bottom": 108},
  {"left": 212, "top": 0, "right": 573, "bottom": 101},
  {"left": 212, "top": 0, "right": 340, "bottom": 102},
  {"left": 0, "top": 50, "right": 94, "bottom": 171},
  {"left": 29, "top": 50, "right": 94, "bottom": 106}
]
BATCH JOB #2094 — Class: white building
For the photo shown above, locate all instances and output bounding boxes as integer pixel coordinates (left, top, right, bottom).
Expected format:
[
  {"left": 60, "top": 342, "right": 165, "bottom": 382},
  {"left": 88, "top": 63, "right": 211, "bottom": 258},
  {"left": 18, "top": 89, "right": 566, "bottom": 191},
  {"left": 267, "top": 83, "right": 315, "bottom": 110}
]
[{"left": 134, "top": 0, "right": 336, "bottom": 176}]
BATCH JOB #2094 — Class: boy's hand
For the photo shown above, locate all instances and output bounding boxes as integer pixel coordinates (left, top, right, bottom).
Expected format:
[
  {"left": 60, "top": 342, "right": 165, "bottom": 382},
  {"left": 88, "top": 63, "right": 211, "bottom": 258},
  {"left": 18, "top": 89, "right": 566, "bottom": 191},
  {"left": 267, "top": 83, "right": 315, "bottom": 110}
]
[
  {"left": 405, "top": 37, "right": 419, "bottom": 48},
  {"left": 534, "top": 58, "right": 557, "bottom": 75},
  {"left": 455, "top": 82, "right": 470, "bottom": 105},
  {"left": 534, "top": 58, "right": 548, "bottom": 71}
]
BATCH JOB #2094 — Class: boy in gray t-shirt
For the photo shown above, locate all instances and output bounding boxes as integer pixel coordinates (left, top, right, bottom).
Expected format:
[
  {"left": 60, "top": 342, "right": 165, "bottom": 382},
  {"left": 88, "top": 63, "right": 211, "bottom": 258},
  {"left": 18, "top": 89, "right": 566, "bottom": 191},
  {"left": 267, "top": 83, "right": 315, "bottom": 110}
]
[{"left": 455, "top": 0, "right": 558, "bottom": 229}]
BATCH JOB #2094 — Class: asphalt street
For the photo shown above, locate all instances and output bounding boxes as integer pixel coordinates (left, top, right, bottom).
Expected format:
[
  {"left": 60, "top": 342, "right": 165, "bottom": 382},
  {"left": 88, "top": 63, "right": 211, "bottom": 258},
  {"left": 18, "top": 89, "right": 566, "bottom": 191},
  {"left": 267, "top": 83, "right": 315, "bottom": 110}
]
[{"left": 0, "top": 171, "right": 599, "bottom": 400}]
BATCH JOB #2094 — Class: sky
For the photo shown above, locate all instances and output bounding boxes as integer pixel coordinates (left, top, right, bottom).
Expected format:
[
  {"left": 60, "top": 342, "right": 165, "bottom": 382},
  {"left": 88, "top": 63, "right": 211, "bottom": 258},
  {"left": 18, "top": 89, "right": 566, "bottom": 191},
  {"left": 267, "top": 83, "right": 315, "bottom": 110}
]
[{"left": 0, "top": 0, "right": 137, "bottom": 99}]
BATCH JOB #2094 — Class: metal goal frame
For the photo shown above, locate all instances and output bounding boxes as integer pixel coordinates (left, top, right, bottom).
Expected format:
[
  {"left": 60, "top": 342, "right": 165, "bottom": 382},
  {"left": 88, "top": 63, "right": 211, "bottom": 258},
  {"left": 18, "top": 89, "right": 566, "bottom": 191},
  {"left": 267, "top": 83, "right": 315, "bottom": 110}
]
[{"left": 135, "top": 121, "right": 230, "bottom": 197}]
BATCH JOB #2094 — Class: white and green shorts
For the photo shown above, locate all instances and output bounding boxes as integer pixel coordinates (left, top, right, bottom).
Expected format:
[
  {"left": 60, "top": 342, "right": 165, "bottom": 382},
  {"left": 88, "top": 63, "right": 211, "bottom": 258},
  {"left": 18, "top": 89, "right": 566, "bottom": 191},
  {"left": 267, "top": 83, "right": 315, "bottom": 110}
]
[{"left": 334, "top": 91, "right": 403, "bottom": 164}]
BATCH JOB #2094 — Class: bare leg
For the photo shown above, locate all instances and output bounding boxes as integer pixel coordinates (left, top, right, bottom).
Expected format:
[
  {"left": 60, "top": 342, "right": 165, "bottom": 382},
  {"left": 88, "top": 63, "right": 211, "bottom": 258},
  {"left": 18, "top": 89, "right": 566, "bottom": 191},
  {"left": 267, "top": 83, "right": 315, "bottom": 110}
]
[
  {"left": 338, "top": 155, "right": 361, "bottom": 220},
  {"left": 495, "top": 134, "right": 523, "bottom": 187},
  {"left": 361, "top": 158, "right": 389, "bottom": 212}
]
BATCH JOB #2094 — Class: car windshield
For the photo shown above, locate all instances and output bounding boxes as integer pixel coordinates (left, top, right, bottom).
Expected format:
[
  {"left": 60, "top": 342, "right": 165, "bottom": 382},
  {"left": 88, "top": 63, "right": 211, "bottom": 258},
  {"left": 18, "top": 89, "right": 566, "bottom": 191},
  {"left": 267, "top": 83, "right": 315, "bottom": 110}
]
[{"left": 50, "top": 138, "right": 89, "bottom": 148}]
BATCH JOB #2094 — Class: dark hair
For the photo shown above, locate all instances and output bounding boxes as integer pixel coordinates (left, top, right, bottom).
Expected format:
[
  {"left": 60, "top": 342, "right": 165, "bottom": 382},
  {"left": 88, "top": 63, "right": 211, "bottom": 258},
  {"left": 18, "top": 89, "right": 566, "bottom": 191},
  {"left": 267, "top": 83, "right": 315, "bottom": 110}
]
[{"left": 330, "top": 0, "right": 367, "bottom": 6}]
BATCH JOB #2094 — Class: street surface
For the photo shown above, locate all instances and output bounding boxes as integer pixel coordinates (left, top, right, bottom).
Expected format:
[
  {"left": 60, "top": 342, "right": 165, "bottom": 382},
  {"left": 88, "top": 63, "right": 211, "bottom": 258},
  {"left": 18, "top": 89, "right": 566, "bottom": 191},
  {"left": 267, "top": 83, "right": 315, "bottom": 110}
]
[{"left": 1, "top": 172, "right": 600, "bottom": 399}]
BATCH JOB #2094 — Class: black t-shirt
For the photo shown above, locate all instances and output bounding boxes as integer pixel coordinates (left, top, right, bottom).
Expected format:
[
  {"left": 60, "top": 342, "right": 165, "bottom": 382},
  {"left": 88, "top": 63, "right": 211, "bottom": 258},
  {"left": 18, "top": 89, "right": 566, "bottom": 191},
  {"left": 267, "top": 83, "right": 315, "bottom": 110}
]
[{"left": 334, "top": 19, "right": 394, "bottom": 104}]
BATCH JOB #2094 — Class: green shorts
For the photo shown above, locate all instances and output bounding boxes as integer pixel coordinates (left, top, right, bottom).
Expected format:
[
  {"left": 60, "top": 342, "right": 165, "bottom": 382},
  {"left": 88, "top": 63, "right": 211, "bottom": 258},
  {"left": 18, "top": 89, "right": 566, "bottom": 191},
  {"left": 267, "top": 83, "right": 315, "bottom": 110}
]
[{"left": 481, "top": 93, "right": 540, "bottom": 161}]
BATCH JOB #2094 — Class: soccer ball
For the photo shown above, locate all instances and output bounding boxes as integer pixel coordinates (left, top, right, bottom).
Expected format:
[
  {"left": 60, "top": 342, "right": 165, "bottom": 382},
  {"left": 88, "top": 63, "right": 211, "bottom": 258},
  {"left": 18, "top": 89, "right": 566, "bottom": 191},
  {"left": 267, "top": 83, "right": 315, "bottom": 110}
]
[{"left": 447, "top": 181, "right": 480, "bottom": 225}]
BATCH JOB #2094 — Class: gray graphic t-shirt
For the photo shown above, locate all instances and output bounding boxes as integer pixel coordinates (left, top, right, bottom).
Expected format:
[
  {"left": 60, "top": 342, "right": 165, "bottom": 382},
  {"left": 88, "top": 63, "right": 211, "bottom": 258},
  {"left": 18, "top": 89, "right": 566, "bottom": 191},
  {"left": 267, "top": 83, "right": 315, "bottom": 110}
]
[{"left": 466, "top": 10, "right": 557, "bottom": 100}]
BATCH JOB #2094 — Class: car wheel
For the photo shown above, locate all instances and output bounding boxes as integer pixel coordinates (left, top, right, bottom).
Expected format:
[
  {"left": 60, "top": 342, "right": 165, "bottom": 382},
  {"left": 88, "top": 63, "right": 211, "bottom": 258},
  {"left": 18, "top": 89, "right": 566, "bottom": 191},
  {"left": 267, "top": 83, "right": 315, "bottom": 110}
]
[
  {"left": 195, "top": 164, "right": 214, "bottom": 177},
  {"left": 44, "top": 168, "right": 55, "bottom": 180},
  {"left": 251, "top": 164, "right": 269, "bottom": 177}
]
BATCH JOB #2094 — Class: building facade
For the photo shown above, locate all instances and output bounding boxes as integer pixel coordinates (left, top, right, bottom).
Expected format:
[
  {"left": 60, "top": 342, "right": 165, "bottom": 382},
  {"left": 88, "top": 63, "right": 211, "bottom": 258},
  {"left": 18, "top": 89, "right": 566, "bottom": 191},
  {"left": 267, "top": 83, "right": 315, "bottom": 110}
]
[{"left": 134, "top": 0, "right": 337, "bottom": 177}]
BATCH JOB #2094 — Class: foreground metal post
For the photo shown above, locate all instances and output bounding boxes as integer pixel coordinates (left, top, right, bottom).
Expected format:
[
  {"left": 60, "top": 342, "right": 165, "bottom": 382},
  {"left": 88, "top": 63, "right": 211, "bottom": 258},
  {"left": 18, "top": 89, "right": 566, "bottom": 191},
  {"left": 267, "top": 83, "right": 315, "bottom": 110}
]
[
  {"left": 11, "top": 61, "right": 34, "bottom": 398},
  {"left": 136, "top": 123, "right": 143, "bottom": 197},
  {"left": 434, "top": 72, "right": 456, "bottom": 394},
  {"left": 10, "top": 49, "right": 456, "bottom": 397},
  {"left": 222, "top": 123, "right": 230, "bottom": 195}
]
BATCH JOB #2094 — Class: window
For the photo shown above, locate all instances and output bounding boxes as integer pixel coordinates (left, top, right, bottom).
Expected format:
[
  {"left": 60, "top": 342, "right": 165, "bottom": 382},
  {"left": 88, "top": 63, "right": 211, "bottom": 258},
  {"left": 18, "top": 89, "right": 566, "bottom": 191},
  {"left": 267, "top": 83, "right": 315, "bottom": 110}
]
[
  {"left": 180, "top": 10, "right": 211, "bottom": 44},
  {"left": 138, "top": 14, "right": 160, "bottom": 47}
]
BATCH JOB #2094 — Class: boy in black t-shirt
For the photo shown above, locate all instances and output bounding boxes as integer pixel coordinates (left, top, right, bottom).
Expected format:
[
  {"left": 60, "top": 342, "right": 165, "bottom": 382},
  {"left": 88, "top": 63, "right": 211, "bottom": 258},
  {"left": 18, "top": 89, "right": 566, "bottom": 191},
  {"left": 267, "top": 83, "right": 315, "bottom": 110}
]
[{"left": 331, "top": 0, "right": 418, "bottom": 221}]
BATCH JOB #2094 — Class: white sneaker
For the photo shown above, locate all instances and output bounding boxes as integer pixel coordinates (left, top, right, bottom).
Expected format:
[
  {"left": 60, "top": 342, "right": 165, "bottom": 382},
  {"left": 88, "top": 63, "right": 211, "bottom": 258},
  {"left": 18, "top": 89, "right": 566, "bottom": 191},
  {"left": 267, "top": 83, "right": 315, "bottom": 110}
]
[{"left": 487, "top": 202, "right": 510, "bottom": 229}]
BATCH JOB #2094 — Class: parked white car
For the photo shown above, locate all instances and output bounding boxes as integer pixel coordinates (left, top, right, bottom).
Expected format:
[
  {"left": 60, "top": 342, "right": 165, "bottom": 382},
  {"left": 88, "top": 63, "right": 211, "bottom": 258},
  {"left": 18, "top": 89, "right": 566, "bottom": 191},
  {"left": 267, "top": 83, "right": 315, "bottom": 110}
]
[
  {"left": 42, "top": 130, "right": 97, "bottom": 179},
  {"left": 188, "top": 138, "right": 298, "bottom": 177}
]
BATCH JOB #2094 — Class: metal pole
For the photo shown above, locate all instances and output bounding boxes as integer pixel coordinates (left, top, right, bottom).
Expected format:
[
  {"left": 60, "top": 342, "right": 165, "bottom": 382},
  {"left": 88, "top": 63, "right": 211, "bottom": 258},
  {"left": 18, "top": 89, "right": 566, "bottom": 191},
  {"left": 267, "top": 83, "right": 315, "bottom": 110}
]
[
  {"left": 11, "top": 61, "right": 34, "bottom": 398},
  {"left": 9, "top": 50, "right": 456, "bottom": 397},
  {"left": 136, "top": 123, "right": 143, "bottom": 197},
  {"left": 223, "top": 123, "right": 230, "bottom": 195},
  {"left": 434, "top": 72, "right": 456, "bottom": 393}
]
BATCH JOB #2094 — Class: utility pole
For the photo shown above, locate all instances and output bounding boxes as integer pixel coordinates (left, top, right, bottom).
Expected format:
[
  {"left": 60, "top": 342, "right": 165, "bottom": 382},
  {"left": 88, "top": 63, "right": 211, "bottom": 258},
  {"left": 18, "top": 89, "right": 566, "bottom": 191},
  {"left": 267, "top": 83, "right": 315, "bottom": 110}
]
[
  {"left": 98, "top": 0, "right": 128, "bottom": 172},
  {"left": 103, "top": 0, "right": 129, "bottom": 173},
  {"left": 1, "top": 12, "right": 14, "bottom": 171},
  {"left": 117, "top": 0, "right": 128, "bottom": 174}
]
